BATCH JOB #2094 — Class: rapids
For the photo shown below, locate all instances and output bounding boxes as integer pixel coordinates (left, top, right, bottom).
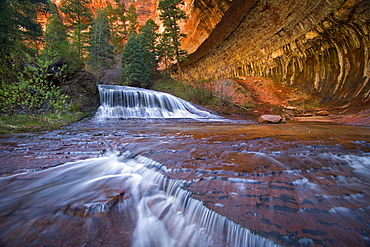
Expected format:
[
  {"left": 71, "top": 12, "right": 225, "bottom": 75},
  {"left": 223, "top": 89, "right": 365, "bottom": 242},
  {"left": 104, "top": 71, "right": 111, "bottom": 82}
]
[{"left": 0, "top": 86, "right": 369, "bottom": 246}]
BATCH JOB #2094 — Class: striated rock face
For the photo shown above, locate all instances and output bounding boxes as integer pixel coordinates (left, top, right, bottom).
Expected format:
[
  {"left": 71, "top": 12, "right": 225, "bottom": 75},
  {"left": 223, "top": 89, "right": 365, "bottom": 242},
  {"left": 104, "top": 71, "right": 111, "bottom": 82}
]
[
  {"left": 51, "top": 0, "right": 232, "bottom": 53},
  {"left": 50, "top": 0, "right": 369, "bottom": 108},
  {"left": 178, "top": 0, "right": 370, "bottom": 108}
]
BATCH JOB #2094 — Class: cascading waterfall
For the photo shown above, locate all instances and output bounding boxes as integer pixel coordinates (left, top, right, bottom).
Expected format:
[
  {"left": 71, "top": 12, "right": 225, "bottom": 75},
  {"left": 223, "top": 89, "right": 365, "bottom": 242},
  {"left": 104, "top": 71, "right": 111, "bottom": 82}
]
[
  {"left": 0, "top": 151, "right": 280, "bottom": 247},
  {"left": 95, "top": 85, "right": 220, "bottom": 119}
]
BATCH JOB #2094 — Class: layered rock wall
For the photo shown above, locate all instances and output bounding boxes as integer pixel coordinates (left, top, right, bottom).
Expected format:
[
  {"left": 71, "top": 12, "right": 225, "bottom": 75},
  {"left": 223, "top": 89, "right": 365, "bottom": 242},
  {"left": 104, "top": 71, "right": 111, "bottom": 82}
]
[{"left": 179, "top": 0, "right": 370, "bottom": 106}]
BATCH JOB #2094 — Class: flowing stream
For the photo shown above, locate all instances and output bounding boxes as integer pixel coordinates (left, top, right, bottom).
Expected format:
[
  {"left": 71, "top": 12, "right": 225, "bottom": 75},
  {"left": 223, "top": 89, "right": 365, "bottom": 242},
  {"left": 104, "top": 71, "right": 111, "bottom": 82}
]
[{"left": 0, "top": 85, "right": 369, "bottom": 246}]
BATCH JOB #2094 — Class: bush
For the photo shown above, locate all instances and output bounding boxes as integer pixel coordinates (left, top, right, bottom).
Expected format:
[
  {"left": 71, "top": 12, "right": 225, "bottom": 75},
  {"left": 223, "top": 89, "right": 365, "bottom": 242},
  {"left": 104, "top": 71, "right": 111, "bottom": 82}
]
[{"left": 0, "top": 56, "right": 69, "bottom": 115}]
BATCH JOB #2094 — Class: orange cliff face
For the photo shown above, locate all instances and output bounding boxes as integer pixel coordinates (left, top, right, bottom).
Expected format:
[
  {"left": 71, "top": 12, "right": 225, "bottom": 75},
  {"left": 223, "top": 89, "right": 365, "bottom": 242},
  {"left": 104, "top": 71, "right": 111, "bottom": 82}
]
[{"left": 40, "top": 0, "right": 231, "bottom": 54}]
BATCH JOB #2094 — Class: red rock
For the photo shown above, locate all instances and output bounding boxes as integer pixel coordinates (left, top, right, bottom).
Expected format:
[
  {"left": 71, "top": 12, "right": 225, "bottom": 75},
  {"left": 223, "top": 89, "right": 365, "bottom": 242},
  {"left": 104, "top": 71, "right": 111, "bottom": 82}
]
[
  {"left": 316, "top": 110, "right": 330, "bottom": 116},
  {"left": 258, "top": 114, "right": 285, "bottom": 124}
]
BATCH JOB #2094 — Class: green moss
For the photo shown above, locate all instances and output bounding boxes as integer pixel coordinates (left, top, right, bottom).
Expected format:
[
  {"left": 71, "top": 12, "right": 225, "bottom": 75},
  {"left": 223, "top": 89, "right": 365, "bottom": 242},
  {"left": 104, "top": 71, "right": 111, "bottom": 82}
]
[{"left": 0, "top": 112, "right": 89, "bottom": 134}]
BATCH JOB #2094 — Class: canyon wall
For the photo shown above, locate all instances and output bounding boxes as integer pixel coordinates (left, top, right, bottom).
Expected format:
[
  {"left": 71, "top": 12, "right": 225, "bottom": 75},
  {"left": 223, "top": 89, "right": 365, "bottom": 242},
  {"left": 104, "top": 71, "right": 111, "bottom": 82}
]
[
  {"left": 52, "top": 0, "right": 232, "bottom": 53},
  {"left": 178, "top": 0, "right": 370, "bottom": 107},
  {"left": 50, "top": 0, "right": 369, "bottom": 107}
]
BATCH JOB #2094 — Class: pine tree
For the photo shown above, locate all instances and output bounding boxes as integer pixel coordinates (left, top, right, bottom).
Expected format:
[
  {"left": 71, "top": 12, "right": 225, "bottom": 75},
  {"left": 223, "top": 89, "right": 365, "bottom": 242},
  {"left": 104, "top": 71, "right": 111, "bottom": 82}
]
[
  {"left": 59, "top": 0, "right": 93, "bottom": 59},
  {"left": 157, "top": 0, "right": 187, "bottom": 76},
  {"left": 138, "top": 19, "right": 159, "bottom": 77},
  {"left": 157, "top": 33, "right": 175, "bottom": 76},
  {"left": 121, "top": 33, "right": 151, "bottom": 88},
  {"left": 43, "top": 4, "right": 70, "bottom": 61},
  {"left": 105, "top": 2, "right": 127, "bottom": 52},
  {"left": 126, "top": 4, "right": 139, "bottom": 35},
  {"left": 42, "top": 2, "right": 83, "bottom": 74},
  {"left": 0, "top": 0, "right": 47, "bottom": 79},
  {"left": 87, "top": 9, "right": 115, "bottom": 77}
]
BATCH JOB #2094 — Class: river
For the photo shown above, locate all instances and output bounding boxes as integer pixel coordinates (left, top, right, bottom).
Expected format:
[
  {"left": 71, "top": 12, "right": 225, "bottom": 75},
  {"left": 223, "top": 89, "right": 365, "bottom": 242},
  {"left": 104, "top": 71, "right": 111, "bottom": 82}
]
[{"left": 0, "top": 86, "right": 369, "bottom": 246}]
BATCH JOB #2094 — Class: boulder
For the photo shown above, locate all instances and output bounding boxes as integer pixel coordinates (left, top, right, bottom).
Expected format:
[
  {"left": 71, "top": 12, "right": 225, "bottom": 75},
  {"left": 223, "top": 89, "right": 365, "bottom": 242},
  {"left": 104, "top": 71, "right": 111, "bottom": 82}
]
[
  {"left": 316, "top": 110, "right": 330, "bottom": 116},
  {"left": 258, "top": 115, "right": 285, "bottom": 124}
]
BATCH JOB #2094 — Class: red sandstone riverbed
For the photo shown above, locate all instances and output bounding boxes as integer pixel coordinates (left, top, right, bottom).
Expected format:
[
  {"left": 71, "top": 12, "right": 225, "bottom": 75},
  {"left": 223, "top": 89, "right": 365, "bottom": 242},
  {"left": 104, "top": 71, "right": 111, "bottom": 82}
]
[{"left": 1, "top": 118, "right": 369, "bottom": 246}]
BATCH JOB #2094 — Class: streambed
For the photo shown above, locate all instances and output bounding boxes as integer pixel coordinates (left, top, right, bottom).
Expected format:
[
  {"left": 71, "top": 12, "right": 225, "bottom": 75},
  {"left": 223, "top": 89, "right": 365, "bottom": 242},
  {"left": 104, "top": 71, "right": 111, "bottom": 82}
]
[{"left": 1, "top": 118, "right": 369, "bottom": 246}]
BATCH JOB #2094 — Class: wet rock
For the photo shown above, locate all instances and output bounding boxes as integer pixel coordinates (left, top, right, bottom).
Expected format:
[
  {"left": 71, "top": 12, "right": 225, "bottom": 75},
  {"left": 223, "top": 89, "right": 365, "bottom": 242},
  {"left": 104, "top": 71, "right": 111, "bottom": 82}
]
[
  {"left": 285, "top": 106, "right": 298, "bottom": 110},
  {"left": 258, "top": 115, "right": 285, "bottom": 124},
  {"left": 316, "top": 110, "right": 330, "bottom": 116},
  {"left": 300, "top": 113, "right": 314, "bottom": 117}
]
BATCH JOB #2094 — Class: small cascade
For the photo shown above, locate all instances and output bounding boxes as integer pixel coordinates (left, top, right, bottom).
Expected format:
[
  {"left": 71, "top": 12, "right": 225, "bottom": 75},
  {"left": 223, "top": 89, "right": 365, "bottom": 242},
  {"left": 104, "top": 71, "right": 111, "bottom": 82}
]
[
  {"left": 0, "top": 152, "right": 280, "bottom": 247},
  {"left": 95, "top": 84, "right": 219, "bottom": 119}
]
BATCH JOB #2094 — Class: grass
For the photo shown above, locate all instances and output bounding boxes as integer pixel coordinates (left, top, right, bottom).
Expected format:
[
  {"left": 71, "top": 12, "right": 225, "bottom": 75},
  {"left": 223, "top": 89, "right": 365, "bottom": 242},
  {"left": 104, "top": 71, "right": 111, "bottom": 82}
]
[
  {"left": 152, "top": 77, "right": 193, "bottom": 100},
  {"left": 152, "top": 77, "right": 247, "bottom": 114},
  {"left": 0, "top": 112, "right": 89, "bottom": 134},
  {"left": 153, "top": 77, "right": 217, "bottom": 106}
]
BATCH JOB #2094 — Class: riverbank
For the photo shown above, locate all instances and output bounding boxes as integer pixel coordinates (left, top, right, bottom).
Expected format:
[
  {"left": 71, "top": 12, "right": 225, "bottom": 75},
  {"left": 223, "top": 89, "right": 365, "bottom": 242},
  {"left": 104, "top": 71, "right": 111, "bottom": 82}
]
[
  {"left": 0, "top": 112, "right": 91, "bottom": 134},
  {"left": 290, "top": 111, "right": 370, "bottom": 127},
  {"left": 153, "top": 77, "right": 370, "bottom": 127}
]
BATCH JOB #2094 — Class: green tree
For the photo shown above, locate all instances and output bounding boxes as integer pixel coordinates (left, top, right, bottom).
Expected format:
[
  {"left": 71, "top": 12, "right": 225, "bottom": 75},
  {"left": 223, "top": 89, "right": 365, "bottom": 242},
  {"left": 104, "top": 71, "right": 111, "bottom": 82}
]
[
  {"left": 42, "top": 2, "right": 83, "bottom": 75},
  {"left": 43, "top": 3, "right": 69, "bottom": 60},
  {"left": 0, "top": 0, "right": 47, "bottom": 79},
  {"left": 126, "top": 4, "right": 139, "bottom": 35},
  {"left": 105, "top": 2, "right": 128, "bottom": 52},
  {"left": 157, "top": 34, "right": 175, "bottom": 77},
  {"left": 59, "top": 0, "right": 93, "bottom": 59},
  {"left": 157, "top": 0, "right": 187, "bottom": 77},
  {"left": 88, "top": 10, "right": 114, "bottom": 78},
  {"left": 121, "top": 33, "right": 151, "bottom": 88},
  {"left": 138, "top": 19, "right": 159, "bottom": 77},
  {"left": 87, "top": 9, "right": 115, "bottom": 78}
]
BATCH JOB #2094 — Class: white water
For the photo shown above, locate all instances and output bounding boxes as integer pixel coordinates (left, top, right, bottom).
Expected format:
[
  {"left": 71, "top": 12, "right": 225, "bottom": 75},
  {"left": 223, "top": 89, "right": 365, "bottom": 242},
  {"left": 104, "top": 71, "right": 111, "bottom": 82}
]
[
  {"left": 0, "top": 152, "right": 280, "bottom": 247},
  {"left": 95, "top": 85, "right": 220, "bottom": 119}
]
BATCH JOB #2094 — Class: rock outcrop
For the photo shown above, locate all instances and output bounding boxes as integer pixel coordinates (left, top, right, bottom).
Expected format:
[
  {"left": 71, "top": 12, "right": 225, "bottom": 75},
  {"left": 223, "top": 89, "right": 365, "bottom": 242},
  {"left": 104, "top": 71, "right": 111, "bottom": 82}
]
[
  {"left": 176, "top": 0, "right": 370, "bottom": 109},
  {"left": 50, "top": 0, "right": 369, "bottom": 110}
]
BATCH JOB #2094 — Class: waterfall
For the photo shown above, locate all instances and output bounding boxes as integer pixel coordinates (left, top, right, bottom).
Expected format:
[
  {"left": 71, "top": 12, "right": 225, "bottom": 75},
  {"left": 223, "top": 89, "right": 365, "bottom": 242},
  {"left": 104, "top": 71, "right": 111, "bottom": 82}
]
[
  {"left": 0, "top": 152, "right": 280, "bottom": 247},
  {"left": 95, "top": 85, "right": 220, "bottom": 119}
]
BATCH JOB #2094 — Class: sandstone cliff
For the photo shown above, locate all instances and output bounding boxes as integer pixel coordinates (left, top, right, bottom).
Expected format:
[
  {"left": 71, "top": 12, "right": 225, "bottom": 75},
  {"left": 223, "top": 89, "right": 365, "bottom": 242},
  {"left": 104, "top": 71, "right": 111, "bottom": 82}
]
[
  {"left": 50, "top": 0, "right": 369, "bottom": 113},
  {"left": 176, "top": 0, "right": 370, "bottom": 111}
]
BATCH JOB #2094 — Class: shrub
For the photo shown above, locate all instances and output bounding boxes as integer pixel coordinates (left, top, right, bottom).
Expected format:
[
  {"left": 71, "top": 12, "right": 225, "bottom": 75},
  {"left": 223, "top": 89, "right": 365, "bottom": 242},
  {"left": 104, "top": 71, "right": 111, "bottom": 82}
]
[{"left": 0, "top": 56, "right": 69, "bottom": 115}]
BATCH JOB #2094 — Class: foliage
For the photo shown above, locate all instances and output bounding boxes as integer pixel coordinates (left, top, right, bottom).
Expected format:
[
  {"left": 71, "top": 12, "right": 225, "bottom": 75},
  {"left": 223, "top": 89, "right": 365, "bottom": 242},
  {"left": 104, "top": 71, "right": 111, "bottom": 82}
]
[
  {"left": 0, "top": 0, "right": 47, "bottom": 80},
  {"left": 121, "top": 33, "right": 152, "bottom": 88},
  {"left": 87, "top": 9, "right": 115, "bottom": 77},
  {"left": 126, "top": 4, "right": 139, "bottom": 35},
  {"left": 138, "top": 19, "right": 159, "bottom": 77},
  {"left": 43, "top": 3, "right": 69, "bottom": 58},
  {"left": 42, "top": 3, "right": 83, "bottom": 73},
  {"left": 105, "top": 3, "right": 128, "bottom": 52},
  {"left": 59, "top": 0, "right": 93, "bottom": 59},
  {"left": 0, "top": 56, "right": 69, "bottom": 116},
  {"left": 157, "top": 0, "right": 187, "bottom": 70},
  {"left": 0, "top": 112, "right": 88, "bottom": 134}
]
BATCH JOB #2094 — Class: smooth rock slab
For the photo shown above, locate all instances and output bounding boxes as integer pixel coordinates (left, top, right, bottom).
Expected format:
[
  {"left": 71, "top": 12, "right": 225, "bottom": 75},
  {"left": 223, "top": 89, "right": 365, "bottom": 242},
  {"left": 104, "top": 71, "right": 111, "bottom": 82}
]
[{"left": 258, "top": 114, "right": 285, "bottom": 124}]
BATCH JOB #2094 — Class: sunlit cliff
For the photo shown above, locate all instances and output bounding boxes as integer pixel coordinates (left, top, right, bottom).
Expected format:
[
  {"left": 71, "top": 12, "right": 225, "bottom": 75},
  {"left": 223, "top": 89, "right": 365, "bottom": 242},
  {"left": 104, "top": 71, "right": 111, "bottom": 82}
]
[
  {"left": 52, "top": 0, "right": 369, "bottom": 112},
  {"left": 177, "top": 0, "right": 370, "bottom": 111}
]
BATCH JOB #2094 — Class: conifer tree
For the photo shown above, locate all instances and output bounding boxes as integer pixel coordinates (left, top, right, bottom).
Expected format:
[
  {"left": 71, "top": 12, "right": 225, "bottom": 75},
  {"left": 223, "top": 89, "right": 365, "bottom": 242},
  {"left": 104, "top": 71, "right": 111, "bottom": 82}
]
[
  {"left": 42, "top": 3, "right": 83, "bottom": 74},
  {"left": 157, "top": 34, "right": 175, "bottom": 76},
  {"left": 105, "top": 2, "right": 128, "bottom": 52},
  {"left": 121, "top": 33, "right": 151, "bottom": 88},
  {"left": 157, "top": 0, "right": 187, "bottom": 76},
  {"left": 87, "top": 9, "right": 115, "bottom": 77},
  {"left": 0, "top": 0, "right": 47, "bottom": 79},
  {"left": 126, "top": 4, "right": 139, "bottom": 35},
  {"left": 43, "top": 4, "right": 69, "bottom": 61},
  {"left": 59, "top": 0, "right": 93, "bottom": 59},
  {"left": 138, "top": 19, "right": 159, "bottom": 77}
]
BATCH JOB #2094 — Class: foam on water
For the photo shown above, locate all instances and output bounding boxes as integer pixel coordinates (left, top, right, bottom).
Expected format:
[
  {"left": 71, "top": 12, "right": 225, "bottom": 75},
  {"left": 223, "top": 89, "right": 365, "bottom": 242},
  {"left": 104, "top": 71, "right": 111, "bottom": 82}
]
[
  {"left": 95, "top": 85, "right": 220, "bottom": 119},
  {"left": 0, "top": 151, "right": 280, "bottom": 247}
]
